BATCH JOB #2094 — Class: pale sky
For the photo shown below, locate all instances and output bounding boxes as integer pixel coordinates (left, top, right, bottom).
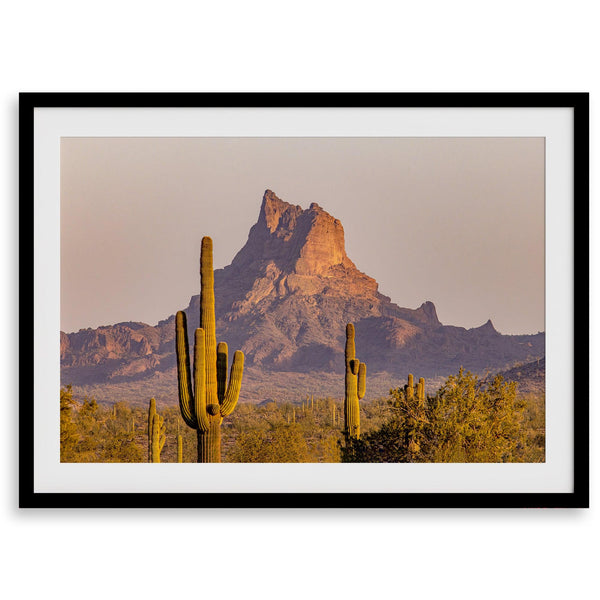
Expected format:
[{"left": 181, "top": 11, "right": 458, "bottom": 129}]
[{"left": 60, "top": 137, "right": 545, "bottom": 335}]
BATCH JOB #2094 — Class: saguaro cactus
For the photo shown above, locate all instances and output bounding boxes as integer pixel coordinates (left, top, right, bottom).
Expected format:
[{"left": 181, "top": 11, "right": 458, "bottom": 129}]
[
  {"left": 404, "top": 374, "right": 426, "bottom": 456},
  {"left": 176, "top": 237, "right": 245, "bottom": 463},
  {"left": 344, "top": 323, "right": 366, "bottom": 440},
  {"left": 418, "top": 377, "right": 425, "bottom": 405},
  {"left": 147, "top": 397, "right": 156, "bottom": 462},
  {"left": 148, "top": 398, "right": 166, "bottom": 463},
  {"left": 151, "top": 414, "right": 166, "bottom": 463}
]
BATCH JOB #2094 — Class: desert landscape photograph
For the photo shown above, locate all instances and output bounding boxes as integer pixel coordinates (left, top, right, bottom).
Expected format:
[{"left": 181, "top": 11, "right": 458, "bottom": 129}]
[{"left": 59, "top": 136, "right": 545, "bottom": 464}]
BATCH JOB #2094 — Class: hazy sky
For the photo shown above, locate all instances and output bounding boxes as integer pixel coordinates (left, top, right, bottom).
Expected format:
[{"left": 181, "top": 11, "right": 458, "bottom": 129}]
[{"left": 61, "top": 137, "right": 544, "bottom": 335}]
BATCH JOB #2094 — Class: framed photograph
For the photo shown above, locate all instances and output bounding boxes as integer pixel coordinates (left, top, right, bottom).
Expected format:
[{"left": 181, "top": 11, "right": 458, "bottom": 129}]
[{"left": 20, "top": 93, "right": 588, "bottom": 508}]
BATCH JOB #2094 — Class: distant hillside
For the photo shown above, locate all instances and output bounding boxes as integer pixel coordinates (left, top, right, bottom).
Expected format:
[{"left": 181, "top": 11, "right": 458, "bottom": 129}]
[{"left": 492, "top": 357, "right": 545, "bottom": 395}]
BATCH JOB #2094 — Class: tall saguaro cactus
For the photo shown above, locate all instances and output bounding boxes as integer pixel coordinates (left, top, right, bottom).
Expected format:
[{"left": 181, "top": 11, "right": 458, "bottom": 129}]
[
  {"left": 148, "top": 397, "right": 166, "bottom": 463},
  {"left": 344, "top": 323, "right": 366, "bottom": 440},
  {"left": 176, "top": 237, "right": 245, "bottom": 463}
]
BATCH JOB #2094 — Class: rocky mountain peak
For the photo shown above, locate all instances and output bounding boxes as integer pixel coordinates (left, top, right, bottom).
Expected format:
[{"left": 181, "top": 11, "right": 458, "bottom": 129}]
[
  {"left": 414, "top": 301, "right": 441, "bottom": 327},
  {"left": 472, "top": 318, "right": 499, "bottom": 334},
  {"left": 259, "top": 189, "right": 302, "bottom": 234},
  {"left": 231, "top": 189, "right": 356, "bottom": 277}
]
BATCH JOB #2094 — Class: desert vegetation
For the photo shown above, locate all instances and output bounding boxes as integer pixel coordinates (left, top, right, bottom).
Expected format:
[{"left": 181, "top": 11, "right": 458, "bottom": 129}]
[
  {"left": 343, "top": 369, "right": 544, "bottom": 463},
  {"left": 60, "top": 365, "right": 545, "bottom": 464}
]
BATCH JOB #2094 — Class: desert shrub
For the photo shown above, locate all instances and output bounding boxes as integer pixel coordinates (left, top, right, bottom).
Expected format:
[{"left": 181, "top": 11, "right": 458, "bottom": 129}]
[
  {"left": 229, "top": 424, "right": 310, "bottom": 463},
  {"left": 342, "top": 368, "right": 536, "bottom": 463}
]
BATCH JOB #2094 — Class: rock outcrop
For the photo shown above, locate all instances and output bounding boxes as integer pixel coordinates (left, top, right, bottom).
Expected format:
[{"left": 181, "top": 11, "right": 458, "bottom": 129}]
[{"left": 180, "top": 189, "right": 443, "bottom": 371}]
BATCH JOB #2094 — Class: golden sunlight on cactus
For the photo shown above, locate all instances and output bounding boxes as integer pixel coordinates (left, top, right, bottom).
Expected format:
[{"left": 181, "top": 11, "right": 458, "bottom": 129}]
[
  {"left": 175, "top": 237, "right": 245, "bottom": 462},
  {"left": 344, "top": 323, "right": 366, "bottom": 440}
]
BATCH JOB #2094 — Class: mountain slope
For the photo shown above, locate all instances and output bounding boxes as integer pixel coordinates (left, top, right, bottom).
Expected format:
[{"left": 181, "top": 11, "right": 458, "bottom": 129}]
[{"left": 61, "top": 189, "right": 544, "bottom": 400}]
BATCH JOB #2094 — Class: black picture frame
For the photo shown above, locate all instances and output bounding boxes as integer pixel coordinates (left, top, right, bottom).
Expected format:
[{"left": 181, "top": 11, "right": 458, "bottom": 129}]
[{"left": 19, "top": 92, "right": 589, "bottom": 509}]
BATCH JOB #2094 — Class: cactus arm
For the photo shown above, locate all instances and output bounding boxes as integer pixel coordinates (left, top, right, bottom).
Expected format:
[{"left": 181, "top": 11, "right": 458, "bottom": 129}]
[
  {"left": 217, "top": 341, "right": 228, "bottom": 404},
  {"left": 194, "top": 328, "right": 210, "bottom": 431},
  {"left": 357, "top": 362, "right": 366, "bottom": 399},
  {"left": 176, "top": 311, "right": 197, "bottom": 429},
  {"left": 220, "top": 350, "right": 244, "bottom": 416},
  {"left": 200, "top": 237, "right": 219, "bottom": 411}
]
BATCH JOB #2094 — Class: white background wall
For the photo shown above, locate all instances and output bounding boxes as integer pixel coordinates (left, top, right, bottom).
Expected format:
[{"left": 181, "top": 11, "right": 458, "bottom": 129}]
[{"left": 1, "top": 2, "right": 596, "bottom": 599}]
